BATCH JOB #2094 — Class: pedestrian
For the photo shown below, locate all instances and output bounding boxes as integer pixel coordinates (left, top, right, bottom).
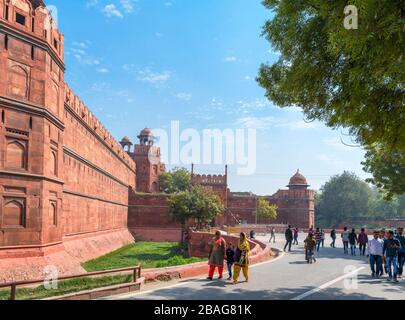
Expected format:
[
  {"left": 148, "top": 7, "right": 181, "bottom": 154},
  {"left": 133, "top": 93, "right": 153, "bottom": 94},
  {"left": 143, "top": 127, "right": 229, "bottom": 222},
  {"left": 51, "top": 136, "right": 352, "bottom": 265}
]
[
  {"left": 250, "top": 230, "right": 256, "bottom": 240},
  {"left": 269, "top": 227, "right": 276, "bottom": 243},
  {"left": 304, "top": 233, "right": 317, "bottom": 264},
  {"left": 379, "top": 230, "right": 388, "bottom": 275},
  {"left": 358, "top": 228, "right": 368, "bottom": 256},
  {"left": 341, "top": 227, "right": 350, "bottom": 254},
  {"left": 367, "top": 231, "right": 384, "bottom": 278},
  {"left": 383, "top": 230, "right": 401, "bottom": 282},
  {"left": 397, "top": 228, "right": 405, "bottom": 278},
  {"left": 207, "top": 231, "right": 226, "bottom": 280},
  {"left": 226, "top": 242, "right": 235, "bottom": 281},
  {"left": 293, "top": 228, "right": 299, "bottom": 245},
  {"left": 314, "top": 228, "right": 322, "bottom": 252},
  {"left": 284, "top": 225, "right": 293, "bottom": 252},
  {"left": 330, "top": 229, "right": 337, "bottom": 248},
  {"left": 349, "top": 229, "right": 358, "bottom": 256},
  {"left": 321, "top": 229, "right": 325, "bottom": 247},
  {"left": 233, "top": 232, "right": 250, "bottom": 285}
]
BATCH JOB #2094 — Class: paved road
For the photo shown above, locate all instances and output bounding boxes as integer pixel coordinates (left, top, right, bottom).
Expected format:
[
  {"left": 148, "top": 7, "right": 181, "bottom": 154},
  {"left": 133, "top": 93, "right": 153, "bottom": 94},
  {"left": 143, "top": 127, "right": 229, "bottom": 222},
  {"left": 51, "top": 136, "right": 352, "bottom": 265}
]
[{"left": 105, "top": 233, "right": 405, "bottom": 300}]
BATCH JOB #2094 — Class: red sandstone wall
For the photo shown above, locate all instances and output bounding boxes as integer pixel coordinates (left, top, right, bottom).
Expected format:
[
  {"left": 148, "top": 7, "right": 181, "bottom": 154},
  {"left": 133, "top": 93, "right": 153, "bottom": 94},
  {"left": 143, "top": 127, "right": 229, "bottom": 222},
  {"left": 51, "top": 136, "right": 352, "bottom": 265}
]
[{"left": 128, "top": 193, "right": 182, "bottom": 241}]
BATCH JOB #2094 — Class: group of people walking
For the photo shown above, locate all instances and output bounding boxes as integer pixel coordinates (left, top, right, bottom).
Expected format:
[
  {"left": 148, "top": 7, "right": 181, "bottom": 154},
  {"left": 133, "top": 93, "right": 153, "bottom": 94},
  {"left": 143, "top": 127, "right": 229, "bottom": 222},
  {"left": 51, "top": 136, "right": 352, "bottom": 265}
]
[
  {"left": 207, "top": 231, "right": 250, "bottom": 285},
  {"left": 366, "top": 228, "right": 405, "bottom": 282}
]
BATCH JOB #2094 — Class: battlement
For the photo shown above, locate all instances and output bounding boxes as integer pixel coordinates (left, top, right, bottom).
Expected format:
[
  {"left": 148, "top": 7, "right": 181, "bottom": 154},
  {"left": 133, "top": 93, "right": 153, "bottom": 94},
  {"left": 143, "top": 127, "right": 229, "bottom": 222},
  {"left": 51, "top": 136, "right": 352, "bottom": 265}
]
[
  {"left": 192, "top": 174, "right": 227, "bottom": 185},
  {"left": 64, "top": 84, "right": 135, "bottom": 170},
  {"left": 0, "top": 0, "right": 64, "bottom": 62}
]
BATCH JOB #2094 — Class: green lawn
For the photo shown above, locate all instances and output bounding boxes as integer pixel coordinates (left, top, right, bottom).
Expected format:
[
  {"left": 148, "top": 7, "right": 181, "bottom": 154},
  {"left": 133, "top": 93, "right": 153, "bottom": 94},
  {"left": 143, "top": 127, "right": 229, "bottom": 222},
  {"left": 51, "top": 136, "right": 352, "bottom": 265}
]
[
  {"left": 0, "top": 274, "right": 133, "bottom": 300},
  {"left": 82, "top": 241, "right": 205, "bottom": 272},
  {"left": 0, "top": 242, "right": 204, "bottom": 300}
]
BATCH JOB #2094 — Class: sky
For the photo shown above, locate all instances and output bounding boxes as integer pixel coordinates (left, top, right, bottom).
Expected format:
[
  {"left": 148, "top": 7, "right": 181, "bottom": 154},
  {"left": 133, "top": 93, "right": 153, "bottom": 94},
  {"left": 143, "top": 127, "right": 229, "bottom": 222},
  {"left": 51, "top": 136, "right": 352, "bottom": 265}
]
[{"left": 50, "top": 0, "right": 371, "bottom": 195}]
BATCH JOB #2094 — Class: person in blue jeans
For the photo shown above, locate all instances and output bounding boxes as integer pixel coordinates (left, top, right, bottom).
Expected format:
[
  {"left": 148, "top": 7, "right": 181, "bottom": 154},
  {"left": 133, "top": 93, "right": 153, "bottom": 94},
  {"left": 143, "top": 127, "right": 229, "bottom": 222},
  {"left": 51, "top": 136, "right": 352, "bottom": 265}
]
[
  {"left": 314, "top": 228, "right": 322, "bottom": 252},
  {"left": 367, "top": 231, "right": 384, "bottom": 278},
  {"left": 226, "top": 242, "right": 235, "bottom": 281},
  {"left": 348, "top": 229, "right": 358, "bottom": 256},
  {"left": 383, "top": 230, "right": 401, "bottom": 282},
  {"left": 397, "top": 228, "right": 405, "bottom": 278}
]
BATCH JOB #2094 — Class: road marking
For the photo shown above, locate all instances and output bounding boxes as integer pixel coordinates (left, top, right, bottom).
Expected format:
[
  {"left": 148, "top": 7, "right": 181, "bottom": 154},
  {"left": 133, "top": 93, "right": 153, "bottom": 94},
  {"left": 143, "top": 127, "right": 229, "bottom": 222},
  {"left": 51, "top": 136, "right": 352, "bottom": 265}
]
[
  {"left": 103, "top": 250, "right": 286, "bottom": 300},
  {"left": 291, "top": 266, "right": 365, "bottom": 300}
]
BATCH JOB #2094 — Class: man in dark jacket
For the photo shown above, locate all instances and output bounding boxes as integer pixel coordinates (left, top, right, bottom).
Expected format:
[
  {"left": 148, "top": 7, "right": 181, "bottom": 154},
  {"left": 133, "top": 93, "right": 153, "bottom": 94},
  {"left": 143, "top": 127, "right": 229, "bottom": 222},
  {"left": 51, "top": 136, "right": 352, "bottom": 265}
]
[
  {"left": 284, "top": 225, "right": 293, "bottom": 252},
  {"left": 330, "top": 229, "right": 337, "bottom": 248},
  {"left": 397, "top": 228, "right": 405, "bottom": 278},
  {"left": 358, "top": 228, "right": 369, "bottom": 256},
  {"left": 349, "top": 229, "right": 358, "bottom": 256},
  {"left": 383, "top": 230, "right": 401, "bottom": 282}
]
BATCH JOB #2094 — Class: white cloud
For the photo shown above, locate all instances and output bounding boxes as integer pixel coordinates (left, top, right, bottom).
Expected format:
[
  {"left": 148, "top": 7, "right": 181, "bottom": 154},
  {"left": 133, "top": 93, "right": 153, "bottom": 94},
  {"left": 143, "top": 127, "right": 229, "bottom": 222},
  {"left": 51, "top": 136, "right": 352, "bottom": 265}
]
[
  {"left": 137, "top": 68, "right": 171, "bottom": 84},
  {"left": 103, "top": 4, "right": 123, "bottom": 18},
  {"left": 225, "top": 56, "right": 238, "bottom": 62},
  {"left": 96, "top": 68, "right": 110, "bottom": 73},
  {"left": 174, "top": 92, "right": 192, "bottom": 101},
  {"left": 235, "top": 116, "right": 318, "bottom": 131},
  {"left": 235, "top": 116, "right": 277, "bottom": 129},
  {"left": 120, "top": 0, "right": 135, "bottom": 13},
  {"left": 86, "top": 0, "right": 98, "bottom": 8},
  {"left": 68, "top": 43, "right": 101, "bottom": 66}
]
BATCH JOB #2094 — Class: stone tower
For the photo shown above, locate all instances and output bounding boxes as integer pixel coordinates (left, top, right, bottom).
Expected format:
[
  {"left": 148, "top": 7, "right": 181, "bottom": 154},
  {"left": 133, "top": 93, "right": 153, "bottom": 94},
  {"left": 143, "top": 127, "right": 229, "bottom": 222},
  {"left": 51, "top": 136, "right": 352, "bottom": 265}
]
[
  {"left": 0, "top": 0, "right": 66, "bottom": 247},
  {"left": 133, "top": 128, "right": 165, "bottom": 193},
  {"left": 267, "top": 170, "right": 315, "bottom": 228}
]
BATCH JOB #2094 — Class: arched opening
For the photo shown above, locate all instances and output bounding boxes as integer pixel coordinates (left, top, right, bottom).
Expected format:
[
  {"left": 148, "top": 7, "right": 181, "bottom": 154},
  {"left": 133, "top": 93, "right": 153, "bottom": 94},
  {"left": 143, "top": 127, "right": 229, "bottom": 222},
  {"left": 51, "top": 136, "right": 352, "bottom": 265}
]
[
  {"left": 4, "top": 200, "right": 25, "bottom": 227},
  {"left": 8, "top": 65, "right": 29, "bottom": 99},
  {"left": 151, "top": 182, "right": 158, "bottom": 193},
  {"left": 50, "top": 202, "right": 57, "bottom": 226},
  {"left": 50, "top": 151, "right": 57, "bottom": 176},
  {"left": 6, "top": 141, "right": 26, "bottom": 169}
]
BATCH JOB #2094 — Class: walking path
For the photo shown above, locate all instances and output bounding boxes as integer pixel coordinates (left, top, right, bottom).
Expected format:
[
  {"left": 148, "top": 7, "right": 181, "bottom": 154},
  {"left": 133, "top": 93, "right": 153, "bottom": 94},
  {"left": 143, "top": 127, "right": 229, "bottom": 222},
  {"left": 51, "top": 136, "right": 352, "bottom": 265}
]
[{"left": 102, "top": 233, "right": 405, "bottom": 300}]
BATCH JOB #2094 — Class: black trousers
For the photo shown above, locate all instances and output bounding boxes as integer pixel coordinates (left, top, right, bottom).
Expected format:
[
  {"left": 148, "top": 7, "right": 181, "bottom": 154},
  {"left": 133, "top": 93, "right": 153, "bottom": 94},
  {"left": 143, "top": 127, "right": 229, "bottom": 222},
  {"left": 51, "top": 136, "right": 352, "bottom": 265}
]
[
  {"left": 359, "top": 244, "right": 366, "bottom": 255},
  {"left": 284, "top": 240, "right": 292, "bottom": 252}
]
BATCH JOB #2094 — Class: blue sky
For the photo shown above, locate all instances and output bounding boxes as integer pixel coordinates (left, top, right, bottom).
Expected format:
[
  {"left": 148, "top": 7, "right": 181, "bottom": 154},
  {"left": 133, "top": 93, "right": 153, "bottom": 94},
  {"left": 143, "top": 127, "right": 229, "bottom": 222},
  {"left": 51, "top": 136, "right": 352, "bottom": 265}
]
[{"left": 51, "top": 0, "right": 370, "bottom": 195}]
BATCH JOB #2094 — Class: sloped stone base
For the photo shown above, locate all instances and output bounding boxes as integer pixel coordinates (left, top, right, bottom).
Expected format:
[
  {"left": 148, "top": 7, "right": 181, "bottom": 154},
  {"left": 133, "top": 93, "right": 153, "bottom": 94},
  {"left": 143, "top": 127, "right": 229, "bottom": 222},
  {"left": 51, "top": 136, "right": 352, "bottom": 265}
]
[{"left": 0, "top": 228, "right": 135, "bottom": 283}]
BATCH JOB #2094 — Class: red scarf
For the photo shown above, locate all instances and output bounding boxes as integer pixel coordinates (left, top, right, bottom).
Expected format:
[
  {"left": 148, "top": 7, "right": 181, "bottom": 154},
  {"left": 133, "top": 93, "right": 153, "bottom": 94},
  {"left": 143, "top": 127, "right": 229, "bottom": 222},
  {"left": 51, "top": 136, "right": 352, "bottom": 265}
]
[{"left": 213, "top": 237, "right": 224, "bottom": 251}]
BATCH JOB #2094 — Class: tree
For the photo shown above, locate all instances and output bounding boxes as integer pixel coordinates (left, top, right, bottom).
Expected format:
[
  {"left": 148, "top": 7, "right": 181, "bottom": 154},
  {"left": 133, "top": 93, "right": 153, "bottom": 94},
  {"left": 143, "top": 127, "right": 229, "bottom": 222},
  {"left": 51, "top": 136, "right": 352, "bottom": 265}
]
[
  {"left": 369, "top": 189, "right": 399, "bottom": 219},
  {"left": 160, "top": 167, "right": 191, "bottom": 194},
  {"left": 254, "top": 198, "right": 278, "bottom": 221},
  {"left": 258, "top": 0, "right": 405, "bottom": 196},
  {"left": 168, "top": 186, "right": 224, "bottom": 243},
  {"left": 315, "top": 171, "right": 373, "bottom": 227},
  {"left": 362, "top": 145, "right": 405, "bottom": 199}
]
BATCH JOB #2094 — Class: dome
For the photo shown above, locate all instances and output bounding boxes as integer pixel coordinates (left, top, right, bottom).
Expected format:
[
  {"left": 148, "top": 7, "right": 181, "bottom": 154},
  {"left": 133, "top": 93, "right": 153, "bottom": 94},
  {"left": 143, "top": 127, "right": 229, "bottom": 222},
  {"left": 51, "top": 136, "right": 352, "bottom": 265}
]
[
  {"left": 120, "top": 136, "right": 132, "bottom": 144},
  {"left": 288, "top": 170, "right": 309, "bottom": 186},
  {"left": 139, "top": 128, "right": 153, "bottom": 137},
  {"left": 29, "top": 0, "right": 46, "bottom": 9}
]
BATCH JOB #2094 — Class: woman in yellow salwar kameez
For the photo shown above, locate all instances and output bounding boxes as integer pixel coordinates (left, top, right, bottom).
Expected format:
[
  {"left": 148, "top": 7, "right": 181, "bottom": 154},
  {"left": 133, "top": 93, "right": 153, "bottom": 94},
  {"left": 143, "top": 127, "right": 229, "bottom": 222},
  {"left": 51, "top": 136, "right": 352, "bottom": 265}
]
[{"left": 233, "top": 232, "right": 250, "bottom": 284}]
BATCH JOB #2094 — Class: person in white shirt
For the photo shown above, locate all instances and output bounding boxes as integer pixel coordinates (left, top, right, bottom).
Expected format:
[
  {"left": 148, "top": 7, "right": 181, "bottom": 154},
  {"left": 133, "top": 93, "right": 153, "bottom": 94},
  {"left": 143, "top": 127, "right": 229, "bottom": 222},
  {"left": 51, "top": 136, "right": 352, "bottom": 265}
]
[
  {"left": 367, "top": 231, "right": 384, "bottom": 278},
  {"left": 341, "top": 227, "right": 350, "bottom": 254}
]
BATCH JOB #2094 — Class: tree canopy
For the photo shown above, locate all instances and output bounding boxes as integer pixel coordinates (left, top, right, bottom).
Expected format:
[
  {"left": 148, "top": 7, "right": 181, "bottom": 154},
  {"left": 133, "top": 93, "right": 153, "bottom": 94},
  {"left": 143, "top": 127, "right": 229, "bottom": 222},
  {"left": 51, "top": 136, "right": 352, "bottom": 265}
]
[
  {"left": 315, "top": 171, "right": 405, "bottom": 227},
  {"left": 258, "top": 0, "right": 405, "bottom": 197},
  {"left": 255, "top": 198, "right": 278, "bottom": 220},
  {"left": 168, "top": 185, "right": 224, "bottom": 233},
  {"left": 160, "top": 167, "right": 191, "bottom": 194}
]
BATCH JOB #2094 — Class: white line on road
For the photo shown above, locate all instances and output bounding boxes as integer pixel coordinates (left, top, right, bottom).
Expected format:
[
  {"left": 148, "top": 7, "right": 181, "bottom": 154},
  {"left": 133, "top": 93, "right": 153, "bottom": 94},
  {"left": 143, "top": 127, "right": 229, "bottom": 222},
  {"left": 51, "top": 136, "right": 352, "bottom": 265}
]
[
  {"left": 104, "top": 251, "right": 286, "bottom": 300},
  {"left": 291, "top": 267, "right": 366, "bottom": 301}
]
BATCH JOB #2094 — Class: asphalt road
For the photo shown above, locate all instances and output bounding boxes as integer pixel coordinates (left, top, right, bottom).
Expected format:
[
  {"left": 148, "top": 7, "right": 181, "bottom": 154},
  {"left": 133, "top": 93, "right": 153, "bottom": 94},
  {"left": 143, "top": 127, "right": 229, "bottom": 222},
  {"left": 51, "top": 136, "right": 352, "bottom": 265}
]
[{"left": 105, "top": 233, "right": 405, "bottom": 300}]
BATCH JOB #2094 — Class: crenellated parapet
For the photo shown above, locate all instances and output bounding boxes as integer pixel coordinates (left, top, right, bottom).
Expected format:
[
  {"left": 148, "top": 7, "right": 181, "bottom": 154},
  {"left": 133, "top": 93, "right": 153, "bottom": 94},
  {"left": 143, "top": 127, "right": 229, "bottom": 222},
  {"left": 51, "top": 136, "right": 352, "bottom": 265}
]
[
  {"left": 0, "top": 0, "right": 64, "bottom": 64},
  {"left": 192, "top": 174, "right": 227, "bottom": 185},
  {"left": 64, "top": 84, "right": 135, "bottom": 170}
]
